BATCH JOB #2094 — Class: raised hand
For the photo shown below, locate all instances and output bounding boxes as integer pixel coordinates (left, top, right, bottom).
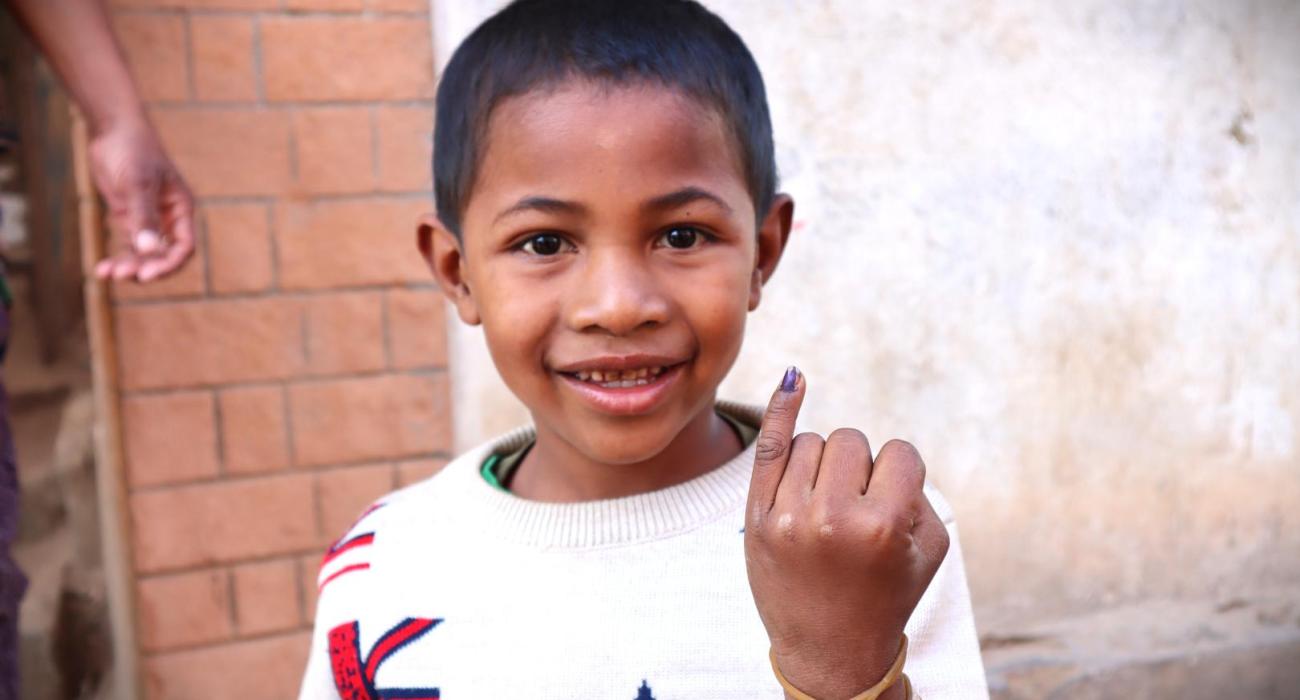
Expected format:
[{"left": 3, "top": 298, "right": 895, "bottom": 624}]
[{"left": 744, "top": 367, "right": 949, "bottom": 699}]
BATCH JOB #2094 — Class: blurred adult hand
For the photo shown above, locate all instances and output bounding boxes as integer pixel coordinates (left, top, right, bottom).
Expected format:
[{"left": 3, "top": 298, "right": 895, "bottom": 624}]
[
  {"left": 5, "top": 0, "right": 197, "bottom": 285},
  {"left": 88, "top": 120, "right": 195, "bottom": 283}
]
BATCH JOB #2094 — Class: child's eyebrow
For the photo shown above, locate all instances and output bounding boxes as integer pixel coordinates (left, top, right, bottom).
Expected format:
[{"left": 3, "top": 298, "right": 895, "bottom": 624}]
[
  {"left": 493, "top": 186, "right": 733, "bottom": 226},
  {"left": 643, "top": 186, "right": 733, "bottom": 215},
  {"left": 494, "top": 196, "right": 584, "bottom": 224}
]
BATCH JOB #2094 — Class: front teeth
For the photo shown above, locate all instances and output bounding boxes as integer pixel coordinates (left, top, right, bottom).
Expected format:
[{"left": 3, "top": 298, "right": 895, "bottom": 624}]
[{"left": 574, "top": 366, "right": 667, "bottom": 387}]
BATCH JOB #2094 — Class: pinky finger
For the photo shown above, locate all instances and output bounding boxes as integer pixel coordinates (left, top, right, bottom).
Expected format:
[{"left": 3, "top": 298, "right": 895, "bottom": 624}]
[
  {"left": 138, "top": 229, "right": 194, "bottom": 282},
  {"left": 911, "top": 495, "right": 951, "bottom": 574},
  {"left": 111, "top": 256, "right": 141, "bottom": 281}
]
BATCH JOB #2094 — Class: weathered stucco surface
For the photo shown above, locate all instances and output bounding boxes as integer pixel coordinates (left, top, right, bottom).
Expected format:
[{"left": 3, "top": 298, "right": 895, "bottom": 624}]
[{"left": 431, "top": 0, "right": 1299, "bottom": 690}]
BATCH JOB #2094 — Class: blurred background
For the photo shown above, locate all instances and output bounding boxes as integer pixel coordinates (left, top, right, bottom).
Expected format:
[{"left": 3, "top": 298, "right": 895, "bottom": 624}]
[{"left": 2, "top": 0, "right": 1297, "bottom": 698}]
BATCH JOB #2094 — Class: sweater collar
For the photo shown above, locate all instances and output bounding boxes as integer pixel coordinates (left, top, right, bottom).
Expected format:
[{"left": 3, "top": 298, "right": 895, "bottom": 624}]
[{"left": 443, "top": 401, "right": 762, "bottom": 549}]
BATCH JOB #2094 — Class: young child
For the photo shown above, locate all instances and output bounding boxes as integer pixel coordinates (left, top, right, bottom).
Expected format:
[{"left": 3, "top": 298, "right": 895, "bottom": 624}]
[{"left": 299, "top": 1, "right": 987, "bottom": 697}]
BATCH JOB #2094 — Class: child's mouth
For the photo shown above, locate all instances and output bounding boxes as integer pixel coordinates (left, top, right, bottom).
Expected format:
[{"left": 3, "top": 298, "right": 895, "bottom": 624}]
[
  {"left": 570, "top": 365, "right": 665, "bottom": 388},
  {"left": 555, "top": 361, "right": 687, "bottom": 415}
]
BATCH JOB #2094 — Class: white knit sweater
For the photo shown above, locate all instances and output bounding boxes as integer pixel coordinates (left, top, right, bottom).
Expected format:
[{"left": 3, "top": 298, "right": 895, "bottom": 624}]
[{"left": 298, "top": 403, "right": 989, "bottom": 699}]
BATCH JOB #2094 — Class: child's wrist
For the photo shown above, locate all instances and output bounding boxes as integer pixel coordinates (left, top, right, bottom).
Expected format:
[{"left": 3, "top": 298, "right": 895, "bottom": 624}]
[{"left": 770, "top": 634, "right": 905, "bottom": 699}]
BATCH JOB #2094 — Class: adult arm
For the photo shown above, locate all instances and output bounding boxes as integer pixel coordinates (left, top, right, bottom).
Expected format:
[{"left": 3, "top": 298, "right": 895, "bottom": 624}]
[{"left": 5, "top": 0, "right": 195, "bottom": 282}]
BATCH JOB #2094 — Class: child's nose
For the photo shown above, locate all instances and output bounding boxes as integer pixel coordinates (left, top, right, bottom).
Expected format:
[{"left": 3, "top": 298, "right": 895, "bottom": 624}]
[{"left": 566, "top": 248, "right": 670, "bottom": 336}]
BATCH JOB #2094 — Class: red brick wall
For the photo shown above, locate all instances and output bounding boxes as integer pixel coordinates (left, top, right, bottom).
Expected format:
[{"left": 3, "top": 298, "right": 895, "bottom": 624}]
[{"left": 105, "top": 0, "right": 449, "bottom": 696}]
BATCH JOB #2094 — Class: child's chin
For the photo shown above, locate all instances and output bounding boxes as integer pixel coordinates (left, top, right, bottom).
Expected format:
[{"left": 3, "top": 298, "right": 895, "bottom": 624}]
[{"left": 576, "top": 430, "right": 678, "bottom": 466}]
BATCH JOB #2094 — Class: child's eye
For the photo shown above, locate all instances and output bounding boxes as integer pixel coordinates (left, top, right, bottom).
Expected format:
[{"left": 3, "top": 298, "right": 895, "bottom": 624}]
[
  {"left": 519, "top": 233, "right": 567, "bottom": 256},
  {"left": 659, "top": 226, "right": 705, "bottom": 249}
]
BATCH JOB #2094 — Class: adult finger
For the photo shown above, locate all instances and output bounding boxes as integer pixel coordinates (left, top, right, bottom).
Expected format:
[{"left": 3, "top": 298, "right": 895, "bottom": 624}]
[
  {"left": 137, "top": 239, "right": 192, "bottom": 282},
  {"left": 109, "top": 254, "right": 141, "bottom": 281},
  {"left": 138, "top": 178, "right": 196, "bottom": 282},
  {"left": 119, "top": 167, "right": 163, "bottom": 256},
  {"left": 747, "top": 366, "right": 807, "bottom": 515},
  {"left": 94, "top": 257, "right": 116, "bottom": 279}
]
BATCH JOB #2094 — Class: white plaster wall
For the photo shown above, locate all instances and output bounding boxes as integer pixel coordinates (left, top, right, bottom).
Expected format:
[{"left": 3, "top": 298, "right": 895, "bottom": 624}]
[{"left": 430, "top": 0, "right": 1300, "bottom": 630}]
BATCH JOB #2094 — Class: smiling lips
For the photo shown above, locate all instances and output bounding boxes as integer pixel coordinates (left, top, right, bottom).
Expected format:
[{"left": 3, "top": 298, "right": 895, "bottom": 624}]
[
  {"left": 572, "top": 366, "right": 665, "bottom": 388},
  {"left": 555, "top": 358, "right": 686, "bottom": 415}
]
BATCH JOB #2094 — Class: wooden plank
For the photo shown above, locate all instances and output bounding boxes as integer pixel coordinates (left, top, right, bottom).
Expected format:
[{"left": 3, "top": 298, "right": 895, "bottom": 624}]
[
  {"left": 72, "top": 107, "right": 140, "bottom": 700},
  {"left": 0, "top": 9, "right": 83, "bottom": 363}
]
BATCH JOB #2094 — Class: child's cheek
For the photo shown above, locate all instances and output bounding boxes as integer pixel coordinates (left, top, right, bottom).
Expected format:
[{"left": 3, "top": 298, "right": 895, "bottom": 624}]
[
  {"left": 687, "top": 267, "right": 752, "bottom": 372},
  {"left": 476, "top": 282, "right": 557, "bottom": 384}
]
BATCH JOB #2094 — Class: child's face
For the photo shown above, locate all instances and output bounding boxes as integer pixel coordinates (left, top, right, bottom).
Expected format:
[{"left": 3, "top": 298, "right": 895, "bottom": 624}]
[{"left": 423, "top": 82, "right": 791, "bottom": 465}]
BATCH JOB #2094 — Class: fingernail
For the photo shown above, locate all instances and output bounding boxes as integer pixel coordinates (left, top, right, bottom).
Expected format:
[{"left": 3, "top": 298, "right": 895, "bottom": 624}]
[
  {"left": 780, "top": 366, "right": 800, "bottom": 393},
  {"left": 134, "top": 229, "right": 162, "bottom": 253}
]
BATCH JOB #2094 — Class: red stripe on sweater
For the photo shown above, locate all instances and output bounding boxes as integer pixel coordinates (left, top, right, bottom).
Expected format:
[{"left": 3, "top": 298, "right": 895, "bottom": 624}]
[
  {"left": 364, "top": 618, "right": 437, "bottom": 683},
  {"left": 321, "top": 533, "right": 375, "bottom": 568},
  {"left": 318, "top": 562, "right": 369, "bottom": 592}
]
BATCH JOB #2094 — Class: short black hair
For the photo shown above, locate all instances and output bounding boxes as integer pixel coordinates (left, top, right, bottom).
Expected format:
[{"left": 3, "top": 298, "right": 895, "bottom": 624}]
[{"left": 433, "top": 0, "right": 777, "bottom": 237}]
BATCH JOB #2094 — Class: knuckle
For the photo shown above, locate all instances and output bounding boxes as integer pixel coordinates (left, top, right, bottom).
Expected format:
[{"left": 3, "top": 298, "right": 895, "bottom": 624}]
[
  {"left": 827, "top": 427, "right": 869, "bottom": 450},
  {"left": 921, "top": 525, "right": 951, "bottom": 572},
  {"left": 754, "top": 433, "right": 790, "bottom": 465},
  {"left": 746, "top": 504, "right": 771, "bottom": 538},
  {"left": 859, "top": 512, "right": 906, "bottom": 548},
  {"left": 791, "top": 431, "right": 824, "bottom": 451},
  {"left": 935, "top": 526, "right": 952, "bottom": 558},
  {"left": 880, "top": 438, "right": 919, "bottom": 461},
  {"left": 770, "top": 511, "right": 798, "bottom": 542},
  {"left": 809, "top": 504, "right": 847, "bottom": 542},
  {"left": 880, "top": 439, "right": 926, "bottom": 482},
  {"left": 860, "top": 514, "right": 890, "bottom": 543}
]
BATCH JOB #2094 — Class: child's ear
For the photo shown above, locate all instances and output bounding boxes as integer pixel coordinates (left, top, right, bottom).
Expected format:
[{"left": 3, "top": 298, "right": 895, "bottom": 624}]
[
  {"left": 749, "top": 193, "right": 795, "bottom": 311},
  {"left": 417, "top": 213, "right": 481, "bottom": 326}
]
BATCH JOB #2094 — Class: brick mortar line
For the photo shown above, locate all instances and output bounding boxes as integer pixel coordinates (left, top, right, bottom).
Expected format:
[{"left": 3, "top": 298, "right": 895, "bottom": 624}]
[
  {"left": 113, "top": 8, "right": 429, "bottom": 19},
  {"left": 310, "top": 475, "right": 325, "bottom": 569},
  {"left": 293, "top": 555, "right": 307, "bottom": 627},
  {"left": 197, "top": 202, "right": 215, "bottom": 296},
  {"left": 303, "top": 452, "right": 456, "bottom": 475},
  {"left": 141, "top": 627, "right": 312, "bottom": 659},
  {"left": 144, "top": 99, "right": 435, "bottom": 110},
  {"left": 128, "top": 450, "right": 455, "bottom": 493},
  {"left": 212, "top": 385, "right": 227, "bottom": 474},
  {"left": 227, "top": 187, "right": 434, "bottom": 200},
  {"left": 219, "top": 190, "right": 432, "bottom": 203},
  {"left": 119, "top": 368, "right": 451, "bottom": 397},
  {"left": 286, "top": 110, "right": 299, "bottom": 182},
  {"left": 112, "top": 7, "right": 186, "bottom": 19},
  {"left": 185, "top": 194, "right": 278, "bottom": 205},
  {"left": 369, "top": 104, "right": 383, "bottom": 185},
  {"left": 251, "top": 15, "right": 267, "bottom": 105},
  {"left": 298, "top": 304, "right": 311, "bottom": 368},
  {"left": 135, "top": 544, "right": 376, "bottom": 584},
  {"left": 119, "top": 366, "right": 449, "bottom": 397},
  {"left": 138, "top": 552, "right": 319, "bottom": 582},
  {"left": 112, "top": 281, "right": 440, "bottom": 305},
  {"left": 225, "top": 567, "right": 240, "bottom": 637},
  {"left": 103, "top": 190, "right": 432, "bottom": 212},
  {"left": 181, "top": 12, "right": 197, "bottom": 101},
  {"left": 380, "top": 289, "right": 395, "bottom": 369},
  {"left": 280, "top": 381, "right": 298, "bottom": 469},
  {"left": 266, "top": 201, "right": 282, "bottom": 292}
]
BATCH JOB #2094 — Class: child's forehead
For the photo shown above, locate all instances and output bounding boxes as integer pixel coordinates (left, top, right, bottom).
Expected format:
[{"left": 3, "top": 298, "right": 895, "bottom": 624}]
[
  {"left": 473, "top": 81, "right": 748, "bottom": 203},
  {"left": 490, "top": 80, "right": 726, "bottom": 148}
]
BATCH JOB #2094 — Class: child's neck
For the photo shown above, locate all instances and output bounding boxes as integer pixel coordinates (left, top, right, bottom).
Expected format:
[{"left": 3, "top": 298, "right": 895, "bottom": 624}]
[{"left": 510, "top": 406, "right": 743, "bottom": 503}]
